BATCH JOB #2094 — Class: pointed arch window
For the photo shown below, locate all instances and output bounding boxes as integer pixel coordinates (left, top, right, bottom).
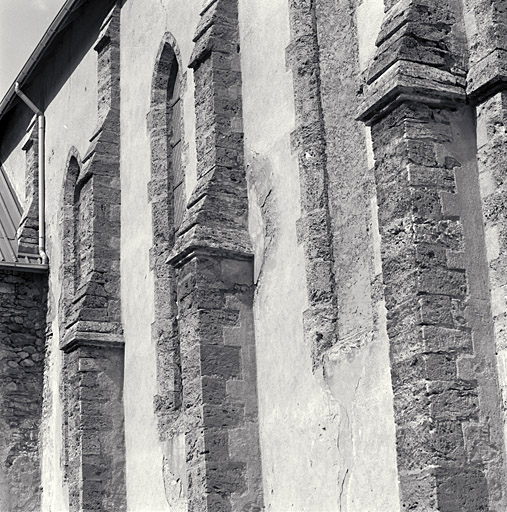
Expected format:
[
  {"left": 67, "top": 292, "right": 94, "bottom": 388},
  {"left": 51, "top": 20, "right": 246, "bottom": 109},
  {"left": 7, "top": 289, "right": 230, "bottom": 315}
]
[{"left": 149, "top": 35, "right": 186, "bottom": 424}]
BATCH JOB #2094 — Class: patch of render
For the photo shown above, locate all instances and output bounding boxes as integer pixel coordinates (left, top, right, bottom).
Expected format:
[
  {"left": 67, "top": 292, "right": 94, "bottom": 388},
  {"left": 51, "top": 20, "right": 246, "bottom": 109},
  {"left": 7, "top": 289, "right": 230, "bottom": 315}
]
[
  {"left": 359, "top": 0, "right": 507, "bottom": 507},
  {"left": 58, "top": 4, "right": 126, "bottom": 511},
  {"left": 286, "top": 0, "right": 338, "bottom": 370},
  {"left": 0, "top": 269, "right": 47, "bottom": 512},
  {"left": 165, "top": 0, "right": 264, "bottom": 509},
  {"left": 147, "top": 31, "right": 189, "bottom": 509},
  {"left": 40, "top": 277, "right": 69, "bottom": 512},
  {"left": 313, "top": 0, "right": 400, "bottom": 508},
  {"left": 245, "top": 153, "right": 277, "bottom": 286},
  {"left": 40, "top": 329, "right": 68, "bottom": 512}
]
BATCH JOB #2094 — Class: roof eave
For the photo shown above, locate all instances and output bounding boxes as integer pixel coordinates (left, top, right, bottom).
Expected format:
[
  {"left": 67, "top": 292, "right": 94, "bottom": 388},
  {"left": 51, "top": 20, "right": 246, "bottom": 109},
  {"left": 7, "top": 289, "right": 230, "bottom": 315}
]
[{"left": 0, "top": 0, "right": 86, "bottom": 122}]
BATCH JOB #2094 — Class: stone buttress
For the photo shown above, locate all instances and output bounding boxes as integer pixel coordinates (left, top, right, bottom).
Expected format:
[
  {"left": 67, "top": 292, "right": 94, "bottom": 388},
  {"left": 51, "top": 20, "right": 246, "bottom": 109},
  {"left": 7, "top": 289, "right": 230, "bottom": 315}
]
[
  {"left": 359, "top": 0, "right": 507, "bottom": 509},
  {"left": 464, "top": 0, "right": 507, "bottom": 491},
  {"left": 167, "top": 0, "right": 264, "bottom": 510},
  {"left": 58, "top": 3, "right": 126, "bottom": 511}
]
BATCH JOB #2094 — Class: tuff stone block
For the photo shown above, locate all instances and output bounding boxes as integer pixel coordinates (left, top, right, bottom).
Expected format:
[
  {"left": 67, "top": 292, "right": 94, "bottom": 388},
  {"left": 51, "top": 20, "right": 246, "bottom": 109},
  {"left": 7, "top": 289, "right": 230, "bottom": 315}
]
[
  {"left": 286, "top": 0, "right": 338, "bottom": 370},
  {"left": 57, "top": 4, "right": 126, "bottom": 511},
  {"left": 360, "top": 3, "right": 507, "bottom": 498}
]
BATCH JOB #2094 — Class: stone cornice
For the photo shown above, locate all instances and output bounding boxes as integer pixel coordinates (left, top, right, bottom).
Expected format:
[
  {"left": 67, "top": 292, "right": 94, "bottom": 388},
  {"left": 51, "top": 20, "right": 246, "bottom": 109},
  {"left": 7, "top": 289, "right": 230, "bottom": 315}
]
[
  {"left": 358, "top": 0, "right": 468, "bottom": 125},
  {"left": 60, "top": 321, "right": 124, "bottom": 353},
  {"left": 358, "top": 60, "right": 466, "bottom": 125},
  {"left": 467, "top": 49, "right": 507, "bottom": 104}
]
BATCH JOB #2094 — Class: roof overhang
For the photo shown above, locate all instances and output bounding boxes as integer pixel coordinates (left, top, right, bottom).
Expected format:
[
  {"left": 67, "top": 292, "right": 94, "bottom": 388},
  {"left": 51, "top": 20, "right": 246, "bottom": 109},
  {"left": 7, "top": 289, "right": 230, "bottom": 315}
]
[{"left": 0, "top": 0, "right": 88, "bottom": 121}]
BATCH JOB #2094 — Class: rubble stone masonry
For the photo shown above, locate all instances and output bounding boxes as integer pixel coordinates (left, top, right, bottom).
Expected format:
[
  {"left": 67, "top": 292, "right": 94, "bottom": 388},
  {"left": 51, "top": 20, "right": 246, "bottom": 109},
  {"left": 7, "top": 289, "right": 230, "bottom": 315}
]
[{"left": 0, "top": 269, "right": 47, "bottom": 512}]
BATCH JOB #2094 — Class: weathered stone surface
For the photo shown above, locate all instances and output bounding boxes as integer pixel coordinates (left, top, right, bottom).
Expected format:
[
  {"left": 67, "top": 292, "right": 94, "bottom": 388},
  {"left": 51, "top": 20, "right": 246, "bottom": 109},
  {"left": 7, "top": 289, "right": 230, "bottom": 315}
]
[
  {"left": 57, "top": 4, "right": 126, "bottom": 511},
  {"left": 358, "top": 0, "right": 507, "bottom": 505},
  {"left": 6, "top": 0, "right": 507, "bottom": 509},
  {"left": 0, "top": 269, "right": 47, "bottom": 512},
  {"left": 17, "top": 119, "right": 40, "bottom": 258},
  {"left": 286, "top": 0, "right": 338, "bottom": 369},
  {"left": 165, "top": 2, "right": 263, "bottom": 510}
]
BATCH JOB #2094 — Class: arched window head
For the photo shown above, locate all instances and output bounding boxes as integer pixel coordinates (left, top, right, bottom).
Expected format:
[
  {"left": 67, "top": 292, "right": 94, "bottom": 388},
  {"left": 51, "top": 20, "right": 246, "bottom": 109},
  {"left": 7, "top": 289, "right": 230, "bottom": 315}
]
[{"left": 150, "top": 38, "right": 185, "bottom": 246}]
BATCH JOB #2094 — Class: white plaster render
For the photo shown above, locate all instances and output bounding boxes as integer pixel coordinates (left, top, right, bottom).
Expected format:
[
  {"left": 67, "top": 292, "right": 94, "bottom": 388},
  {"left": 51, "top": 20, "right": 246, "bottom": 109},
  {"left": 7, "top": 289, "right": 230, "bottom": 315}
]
[
  {"left": 120, "top": 0, "right": 199, "bottom": 509},
  {"left": 356, "top": 0, "right": 385, "bottom": 72}
]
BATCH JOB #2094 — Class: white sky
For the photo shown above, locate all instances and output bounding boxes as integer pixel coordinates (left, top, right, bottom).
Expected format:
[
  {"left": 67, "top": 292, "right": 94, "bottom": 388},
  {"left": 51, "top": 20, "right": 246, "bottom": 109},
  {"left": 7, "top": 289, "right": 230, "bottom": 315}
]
[{"left": 0, "top": 0, "right": 65, "bottom": 99}]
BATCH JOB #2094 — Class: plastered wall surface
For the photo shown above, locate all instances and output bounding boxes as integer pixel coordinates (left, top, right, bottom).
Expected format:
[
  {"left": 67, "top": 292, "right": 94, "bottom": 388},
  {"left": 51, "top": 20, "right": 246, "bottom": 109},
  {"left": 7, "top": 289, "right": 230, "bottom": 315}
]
[
  {"left": 240, "top": 0, "right": 399, "bottom": 509},
  {"left": 240, "top": 0, "right": 397, "bottom": 509},
  {"left": 119, "top": 0, "right": 199, "bottom": 509},
  {"left": 240, "top": 2, "right": 341, "bottom": 509},
  {"left": 317, "top": 0, "right": 400, "bottom": 509},
  {"left": 0, "top": 24, "right": 100, "bottom": 511},
  {"left": 3, "top": 0, "right": 507, "bottom": 509},
  {"left": 41, "top": 35, "right": 99, "bottom": 512}
]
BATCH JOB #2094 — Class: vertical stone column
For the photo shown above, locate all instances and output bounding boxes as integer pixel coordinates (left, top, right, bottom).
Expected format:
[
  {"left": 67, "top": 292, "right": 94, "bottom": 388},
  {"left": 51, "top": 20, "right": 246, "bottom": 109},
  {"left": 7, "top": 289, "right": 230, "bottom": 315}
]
[
  {"left": 167, "top": 1, "right": 263, "bottom": 510},
  {"left": 59, "top": 3, "right": 126, "bottom": 511},
  {"left": 0, "top": 269, "right": 47, "bottom": 512},
  {"left": 359, "top": 0, "right": 507, "bottom": 509}
]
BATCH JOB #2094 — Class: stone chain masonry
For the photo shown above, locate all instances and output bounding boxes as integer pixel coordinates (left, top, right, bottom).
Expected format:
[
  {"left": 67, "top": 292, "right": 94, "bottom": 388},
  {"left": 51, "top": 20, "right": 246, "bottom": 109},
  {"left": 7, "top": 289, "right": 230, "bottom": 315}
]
[
  {"left": 166, "top": 0, "right": 264, "bottom": 510},
  {"left": 359, "top": 0, "right": 507, "bottom": 510},
  {"left": 286, "top": 0, "right": 338, "bottom": 370},
  {"left": 58, "top": 2, "right": 126, "bottom": 510},
  {"left": 147, "top": 33, "right": 187, "bottom": 438}
]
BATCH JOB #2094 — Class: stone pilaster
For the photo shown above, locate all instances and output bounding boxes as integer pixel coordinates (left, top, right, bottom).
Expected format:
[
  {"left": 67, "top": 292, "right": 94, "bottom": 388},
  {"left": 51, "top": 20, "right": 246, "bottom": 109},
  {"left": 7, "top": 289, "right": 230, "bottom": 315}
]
[
  {"left": 167, "top": 1, "right": 263, "bottom": 510},
  {"left": 286, "top": 0, "right": 338, "bottom": 370},
  {"left": 59, "top": 3, "right": 126, "bottom": 511},
  {"left": 359, "top": 0, "right": 507, "bottom": 509}
]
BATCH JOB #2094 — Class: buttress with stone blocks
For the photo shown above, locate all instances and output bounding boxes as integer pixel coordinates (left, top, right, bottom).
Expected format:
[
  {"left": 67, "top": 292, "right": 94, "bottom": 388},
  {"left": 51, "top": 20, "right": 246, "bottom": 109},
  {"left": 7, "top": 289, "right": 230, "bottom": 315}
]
[{"left": 0, "top": 0, "right": 507, "bottom": 510}]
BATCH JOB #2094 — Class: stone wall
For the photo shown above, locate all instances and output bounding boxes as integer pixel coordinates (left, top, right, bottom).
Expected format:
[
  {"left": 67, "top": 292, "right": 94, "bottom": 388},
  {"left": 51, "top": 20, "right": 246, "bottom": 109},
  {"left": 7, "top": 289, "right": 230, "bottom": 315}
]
[
  {"left": 4, "top": 0, "right": 507, "bottom": 510},
  {"left": 359, "top": 0, "right": 507, "bottom": 509},
  {"left": 58, "top": 4, "right": 126, "bottom": 510},
  {"left": 0, "top": 269, "right": 47, "bottom": 512}
]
